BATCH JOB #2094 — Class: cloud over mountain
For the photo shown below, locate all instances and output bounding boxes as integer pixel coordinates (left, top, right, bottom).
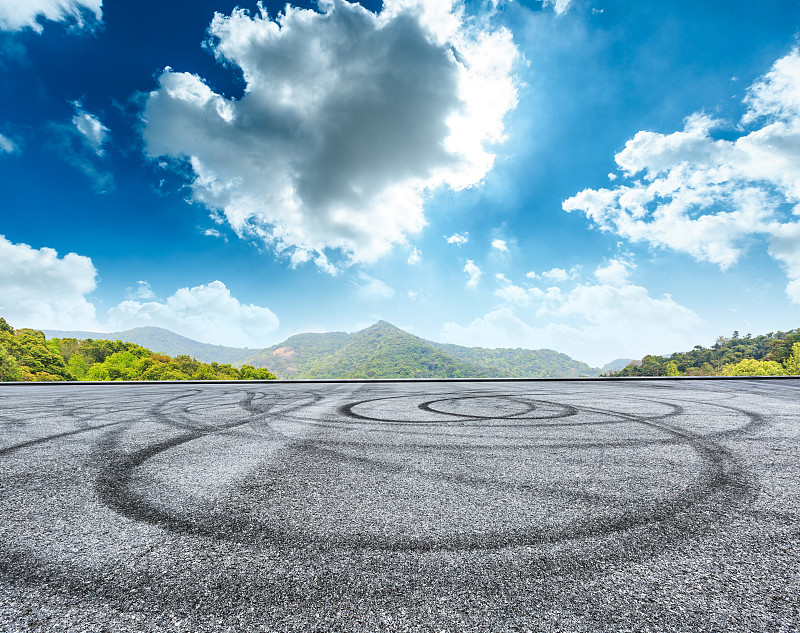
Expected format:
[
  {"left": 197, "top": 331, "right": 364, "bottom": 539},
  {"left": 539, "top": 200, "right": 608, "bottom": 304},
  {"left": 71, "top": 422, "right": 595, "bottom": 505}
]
[
  {"left": 107, "top": 281, "right": 279, "bottom": 348},
  {"left": 446, "top": 258, "right": 700, "bottom": 365}
]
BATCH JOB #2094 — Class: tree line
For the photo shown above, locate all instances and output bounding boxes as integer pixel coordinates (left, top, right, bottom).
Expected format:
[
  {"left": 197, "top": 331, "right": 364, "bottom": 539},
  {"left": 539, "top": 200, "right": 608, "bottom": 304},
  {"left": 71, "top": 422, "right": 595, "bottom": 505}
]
[
  {"left": 0, "top": 318, "right": 276, "bottom": 382},
  {"left": 609, "top": 329, "right": 800, "bottom": 377}
]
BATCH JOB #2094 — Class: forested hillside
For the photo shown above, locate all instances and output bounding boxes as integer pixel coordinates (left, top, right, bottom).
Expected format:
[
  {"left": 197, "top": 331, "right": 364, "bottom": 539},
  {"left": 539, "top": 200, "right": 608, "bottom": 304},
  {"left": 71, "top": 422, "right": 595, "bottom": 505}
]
[
  {"left": 431, "top": 342, "right": 599, "bottom": 378},
  {"left": 241, "top": 331, "right": 352, "bottom": 378},
  {"left": 611, "top": 330, "right": 800, "bottom": 377},
  {"left": 298, "top": 321, "right": 490, "bottom": 379},
  {"left": 247, "top": 321, "right": 601, "bottom": 378},
  {"left": 0, "top": 318, "right": 276, "bottom": 382},
  {"left": 43, "top": 326, "right": 254, "bottom": 365}
]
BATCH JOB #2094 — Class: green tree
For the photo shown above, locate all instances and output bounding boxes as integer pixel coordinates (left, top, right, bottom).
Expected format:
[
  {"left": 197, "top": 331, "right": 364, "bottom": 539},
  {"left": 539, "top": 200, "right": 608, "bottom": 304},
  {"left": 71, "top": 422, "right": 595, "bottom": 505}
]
[
  {"left": 0, "top": 343, "right": 23, "bottom": 381},
  {"left": 783, "top": 342, "right": 800, "bottom": 375},
  {"left": 53, "top": 337, "right": 80, "bottom": 363},
  {"left": 239, "top": 365, "right": 277, "bottom": 380},
  {"left": 94, "top": 351, "right": 140, "bottom": 381},
  {"left": 209, "top": 362, "right": 240, "bottom": 379},
  {"left": 68, "top": 354, "right": 88, "bottom": 380},
  {"left": 768, "top": 332, "right": 800, "bottom": 364},
  {"left": 173, "top": 355, "right": 201, "bottom": 377},
  {"left": 86, "top": 363, "right": 110, "bottom": 380},
  {"left": 721, "top": 359, "right": 785, "bottom": 376},
  {"left": 664, "top": 361, "right": 680, "bottom": 376},
  {"left": 0, "top": 329, "right": 72, "bottom": 381}
]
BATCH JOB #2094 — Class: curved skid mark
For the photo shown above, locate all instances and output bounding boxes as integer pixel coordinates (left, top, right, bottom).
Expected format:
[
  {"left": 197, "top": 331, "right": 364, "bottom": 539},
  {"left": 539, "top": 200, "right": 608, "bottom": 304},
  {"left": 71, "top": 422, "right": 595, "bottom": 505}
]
[
  {"left": 89, "top": 388, "right": 754, "bottom": 553},
  {"left": 0, "top": 420, "right": 127, "bottom": 457},
  {"left": 95, "top": 389, "right": 327, "bottom": 531}
]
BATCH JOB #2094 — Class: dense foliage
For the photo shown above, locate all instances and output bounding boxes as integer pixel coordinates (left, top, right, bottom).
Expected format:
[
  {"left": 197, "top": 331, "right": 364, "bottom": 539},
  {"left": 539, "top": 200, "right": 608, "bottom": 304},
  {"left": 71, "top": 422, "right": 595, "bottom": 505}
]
[
  {"left": 300, "top": 322, "right": 491, "bottom": 379},
  {"left": 432, "top": 343, "right": 599, "bottom": 378},
  {"left": 0, "top": 318, "right": 276, "bottom": 382},
  {"left": 43, "top": 326, "right": 256, "bottom": 365},
  {"left": 610, "top": 330, "right": 800, "bottom": 377}
]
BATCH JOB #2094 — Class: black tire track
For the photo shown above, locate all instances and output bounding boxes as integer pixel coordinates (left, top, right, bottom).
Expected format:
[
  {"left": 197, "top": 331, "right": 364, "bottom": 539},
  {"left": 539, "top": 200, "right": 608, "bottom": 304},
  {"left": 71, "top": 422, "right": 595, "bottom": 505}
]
[
  {"left": 0, "top": 381, "right": 792, "bottom": 631},
  {"left": 94, "top": 388, "right": 326, "bottom": 537},
  {"left": 87, "top": 388, "right": 754, "bottom": 553}
]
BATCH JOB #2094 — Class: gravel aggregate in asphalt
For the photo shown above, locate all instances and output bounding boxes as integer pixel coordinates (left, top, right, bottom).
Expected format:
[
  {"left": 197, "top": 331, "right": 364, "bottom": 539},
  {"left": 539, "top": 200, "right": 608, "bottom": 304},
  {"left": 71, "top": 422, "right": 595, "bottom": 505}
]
[{"left": 0, "top": 379, "right": 799, "bottom": 632}]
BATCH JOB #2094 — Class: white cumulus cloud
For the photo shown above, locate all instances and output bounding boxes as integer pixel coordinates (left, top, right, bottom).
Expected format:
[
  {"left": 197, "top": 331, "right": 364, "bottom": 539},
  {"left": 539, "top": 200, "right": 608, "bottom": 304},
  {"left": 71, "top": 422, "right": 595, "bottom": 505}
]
[
  {"left": 0, "top": 235, "right": 98, "bottom": 330},
  {"left": 593, "top": 258, "right": 633, "bottom": 286},
  {"left": 0, "top": 235, "right": 281, "bottom": 347},
  {"left": 141, "top": 0, "right": 519, "bottom": 271},
  {"left": 448, "top": 258, "right": 701, "bottom": 365},
  {"left": 491, "top": 238, "right": 509, "bottom": 252},
  {"left": 0, "top": 0, "right": 102, "bottom": 32},
  {"left": 107, "top": 281, "right": 279, "bottom": 348},
  {"left": 495, "top": 274, "right": 531, "bottom": 305},
  {"left": 126, "top": 280, "right": 156, "bottom": 301},
  {"left": 446, "top": 232, "right": 469, "bottom": 245},
  {"left": 563, "top": 48, "right": 800, "bottom": 304},
  {"left": 464, "top": 259, "right": 482, "bottom": 288},
  {"left": 407, "top": 246, "right": 422, "bottom": 265},
  {"left": 526, "top": 266, "right": 579, "bottom": 282}
]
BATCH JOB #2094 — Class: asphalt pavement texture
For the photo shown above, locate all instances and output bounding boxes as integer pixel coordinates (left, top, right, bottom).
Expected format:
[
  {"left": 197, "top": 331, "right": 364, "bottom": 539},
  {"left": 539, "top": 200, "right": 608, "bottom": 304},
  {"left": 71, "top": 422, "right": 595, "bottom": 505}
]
[{"left": 0, "top": 379, "right": 798, "bottom": 632}]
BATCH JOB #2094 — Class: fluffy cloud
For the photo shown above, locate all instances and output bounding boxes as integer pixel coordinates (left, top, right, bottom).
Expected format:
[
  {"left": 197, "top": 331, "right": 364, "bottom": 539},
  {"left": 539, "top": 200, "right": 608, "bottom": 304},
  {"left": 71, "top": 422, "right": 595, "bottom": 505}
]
[
  {"left": 142, "top": 0, "right": 519, "bottom": 271},
  {"left": 491, "top": 238, "right": 508, "bottom": 252},
  {"left": 526, "top": 266, "right": 579, "bottom": 282},
  {"left": 446, "top": 232, "right": 469, "bottom": 245},
  {"left": 0, "top": 235, "right": 281, "bottom": 346},
  {"left": 593, "top": 258, "right": 633, "bottom": 286},
  {"left": 448, "top": 258, "right": 700, "bottom": 365},
  {"left": 126, "top": 280, "right": 156, "bottom": 301},
  {"left": 495, "top": 273, "right": 531, "bottom": 305},
  {"left": 0, "top": 133, "right": 18, "bottom": 154},
  {"left": 464, "top": 259, "right": 482, "bottom": 288},
  {"left": 563, "top": 48, "right": 800, "bottom": 303},
  {"left": 0, "top": 0, "right": 101, "bottom": 32},
  {"left": 107, "top": 281, "right": 279, "bottom": 348},
  {"left": 0, "top": 235, "right": 98, "bottom": 330},
  {"left": 407, "top": 246, "right": 422, "bottom": 265}
]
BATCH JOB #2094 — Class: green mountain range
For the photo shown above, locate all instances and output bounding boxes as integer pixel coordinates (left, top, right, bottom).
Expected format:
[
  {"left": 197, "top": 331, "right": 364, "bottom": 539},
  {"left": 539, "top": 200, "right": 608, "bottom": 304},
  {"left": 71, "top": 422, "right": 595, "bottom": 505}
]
[{"left": 45, "top": 321, "right": 602, "bottom": 378}]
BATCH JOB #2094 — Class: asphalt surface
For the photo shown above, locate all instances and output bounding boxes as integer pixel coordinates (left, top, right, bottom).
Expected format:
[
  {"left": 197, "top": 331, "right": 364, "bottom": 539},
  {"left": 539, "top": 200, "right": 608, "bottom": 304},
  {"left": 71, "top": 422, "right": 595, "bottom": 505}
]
[{"left": 0, "top": 379, "right": 798, "bottom": 632}]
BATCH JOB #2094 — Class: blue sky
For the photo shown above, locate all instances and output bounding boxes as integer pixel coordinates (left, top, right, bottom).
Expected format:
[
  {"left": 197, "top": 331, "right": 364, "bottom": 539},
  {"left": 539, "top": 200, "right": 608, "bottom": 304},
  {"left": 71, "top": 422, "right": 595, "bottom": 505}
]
[{"left": 1, "top": 0, "right": 799, "bottom": 365}]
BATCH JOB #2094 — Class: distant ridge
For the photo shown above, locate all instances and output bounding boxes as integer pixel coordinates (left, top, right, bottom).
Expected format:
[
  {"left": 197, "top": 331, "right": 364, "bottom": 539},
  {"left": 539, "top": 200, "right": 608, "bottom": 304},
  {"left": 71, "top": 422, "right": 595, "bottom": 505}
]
[
  {"left": 282, "top": 320, "right": 491, "bottom": 379},
  {"left": 242, "top": 320, "right": 601, "bottom": 379},
  {"left": 602, "top": 358, "right": 636, "bottom": 372},
  {"left": 44, "top": 321, "right": 604, "bottom": 378},
  {"left": 42, "top": 326, "right": 253, "bottom": 365}
]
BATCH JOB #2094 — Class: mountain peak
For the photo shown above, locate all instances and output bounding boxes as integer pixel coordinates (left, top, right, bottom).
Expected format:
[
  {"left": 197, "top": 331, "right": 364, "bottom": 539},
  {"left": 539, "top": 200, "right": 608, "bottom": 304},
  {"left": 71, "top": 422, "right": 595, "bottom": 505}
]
[{"left": 362, "top": 320, "right": 404, "bottom": 333}]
